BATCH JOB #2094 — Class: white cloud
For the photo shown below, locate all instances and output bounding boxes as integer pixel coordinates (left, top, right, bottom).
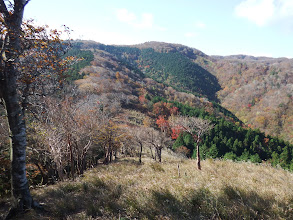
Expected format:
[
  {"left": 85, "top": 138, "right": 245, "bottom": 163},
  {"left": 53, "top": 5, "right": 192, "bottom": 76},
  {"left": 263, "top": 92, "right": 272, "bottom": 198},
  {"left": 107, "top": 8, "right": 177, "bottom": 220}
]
[
  {"left": 116, "top": 9, "right": 159, "bottom": 30},
  {"left": 116, "top": 8, "right": 136, "bottom": 23},
  {"left": 184, "top": 32, "right": 198, "bottom": 38},
  {"left": 235, "top": 0, "right": 275, "bottom": 26},
  {"left": 279, "top": 0, "right": 293, "bottom": 17},
  {"left": 235, "top": 0, "right": 293, "bottom": 26},
  {"left": 133, "top": 13, "right": 154, "bottom": 29}
]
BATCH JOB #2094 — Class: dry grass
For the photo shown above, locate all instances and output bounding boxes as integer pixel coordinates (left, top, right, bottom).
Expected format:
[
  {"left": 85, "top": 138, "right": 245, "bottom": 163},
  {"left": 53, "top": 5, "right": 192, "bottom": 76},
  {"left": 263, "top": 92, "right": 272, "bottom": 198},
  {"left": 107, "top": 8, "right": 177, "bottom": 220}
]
[{"left": 1, "top": 151, "right": 293, "bottom": 219}]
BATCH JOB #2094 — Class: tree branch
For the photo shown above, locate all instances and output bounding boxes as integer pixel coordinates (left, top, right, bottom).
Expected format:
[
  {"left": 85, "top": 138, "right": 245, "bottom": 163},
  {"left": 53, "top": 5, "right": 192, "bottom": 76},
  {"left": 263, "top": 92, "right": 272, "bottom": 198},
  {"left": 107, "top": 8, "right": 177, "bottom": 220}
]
[
  {"left": 13, "top": 0, "right": 27, "bottom": 15},
  {"left": 0, "top": 0, "right": 9, "bottom": 18},
  {"left": 24, "top": 0, "right": 30, "bottom": 6}
]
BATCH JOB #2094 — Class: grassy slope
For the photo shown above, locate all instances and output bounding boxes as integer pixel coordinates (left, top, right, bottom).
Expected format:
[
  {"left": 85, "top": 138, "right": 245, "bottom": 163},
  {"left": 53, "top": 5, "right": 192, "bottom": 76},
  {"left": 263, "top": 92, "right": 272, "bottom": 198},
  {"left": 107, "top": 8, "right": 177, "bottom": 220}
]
[{"left": 1, "top": 151, "right": 292, "bottom": 220}]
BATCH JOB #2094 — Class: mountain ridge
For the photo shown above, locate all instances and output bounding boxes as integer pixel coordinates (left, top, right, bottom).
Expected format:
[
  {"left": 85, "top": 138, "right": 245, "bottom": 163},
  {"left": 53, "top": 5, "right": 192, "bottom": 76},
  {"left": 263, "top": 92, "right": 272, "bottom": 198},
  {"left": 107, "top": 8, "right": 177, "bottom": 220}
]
[{"left": 78, "top": 40, "right": 292, "bottom": 60}]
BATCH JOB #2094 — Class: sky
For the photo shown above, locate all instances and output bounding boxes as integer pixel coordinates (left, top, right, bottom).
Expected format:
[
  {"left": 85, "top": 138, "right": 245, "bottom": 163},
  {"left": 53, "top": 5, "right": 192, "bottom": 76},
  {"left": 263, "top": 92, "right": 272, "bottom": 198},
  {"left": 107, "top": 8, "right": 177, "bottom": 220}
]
[{"left": 24, "top": 0, "right": 293, "bottom": 58}]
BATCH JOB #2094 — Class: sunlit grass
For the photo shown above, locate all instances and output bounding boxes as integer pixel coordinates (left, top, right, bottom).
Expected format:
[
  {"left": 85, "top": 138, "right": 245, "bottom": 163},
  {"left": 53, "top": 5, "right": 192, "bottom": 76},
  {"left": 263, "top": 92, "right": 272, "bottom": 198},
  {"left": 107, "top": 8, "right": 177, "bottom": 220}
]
[{"left": 1, "top": 151, "right": 293, "bottom": 219}]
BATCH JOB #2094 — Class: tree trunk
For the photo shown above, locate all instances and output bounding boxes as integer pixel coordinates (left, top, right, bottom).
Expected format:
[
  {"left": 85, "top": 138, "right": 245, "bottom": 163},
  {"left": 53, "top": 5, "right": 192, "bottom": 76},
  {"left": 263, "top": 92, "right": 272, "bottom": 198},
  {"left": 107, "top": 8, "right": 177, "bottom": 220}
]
[
  {"left": 67, "top": 134, "right": 75, "bottom": 179},
  {"left": 149, "top": 145, "right": 154, "bottom": 159},
  {"left": 34, "top": 162, "right": 47, "bottom": 185},
  {"left": 114, "top": 149, "right": 117, "bottom": 160},
  {"left": 109, "top": 136, "right": 112, "bottom": 162},
  {"left": 196, "top": 143, "right": 201, "bottom": 170},
  {"left": 139, "top": 143, "right": 143, "bottom": 164},
  {"left": 103, "top": 143, "right": 110, "bottom": 164},
  {"left": 80, "top": 157, "right": 86, "bottom": 175},
  {"left": 56, "top": 161, "right": 64, "bottom": 181},
  {"left": 2, "top": 69, "right": 41, "bottom": 211},
  {"left": 0, "top": 1, "right": 42, "bottom": 213},
  {"left": 158, "top": 147, "right": 162, "bottom": 163}
]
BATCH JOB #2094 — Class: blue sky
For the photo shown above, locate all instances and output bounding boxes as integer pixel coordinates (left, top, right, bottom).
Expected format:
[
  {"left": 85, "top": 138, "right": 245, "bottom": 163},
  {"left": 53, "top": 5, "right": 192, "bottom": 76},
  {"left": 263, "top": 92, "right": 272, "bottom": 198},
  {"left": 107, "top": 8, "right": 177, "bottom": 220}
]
[{"left": 24, "top": 0, "right": 293, "bottom": 58}]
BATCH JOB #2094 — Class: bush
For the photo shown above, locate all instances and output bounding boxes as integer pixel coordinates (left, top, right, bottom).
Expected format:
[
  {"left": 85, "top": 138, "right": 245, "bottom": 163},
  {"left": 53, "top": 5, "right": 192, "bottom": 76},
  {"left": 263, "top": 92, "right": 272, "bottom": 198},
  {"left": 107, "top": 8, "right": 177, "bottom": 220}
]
[
  {"left": 249, "top": 154, "right": 262, "bottom": 163},
  {"left": 223, "top": 152, "right": 237, "bottom": 161}
]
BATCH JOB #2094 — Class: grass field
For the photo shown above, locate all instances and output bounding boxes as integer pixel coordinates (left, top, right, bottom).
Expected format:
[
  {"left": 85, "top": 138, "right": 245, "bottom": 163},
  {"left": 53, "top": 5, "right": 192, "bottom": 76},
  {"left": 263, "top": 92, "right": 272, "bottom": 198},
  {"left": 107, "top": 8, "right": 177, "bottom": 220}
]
[{"left": 1, "top": 151, "right": 293, "bottom": 219}]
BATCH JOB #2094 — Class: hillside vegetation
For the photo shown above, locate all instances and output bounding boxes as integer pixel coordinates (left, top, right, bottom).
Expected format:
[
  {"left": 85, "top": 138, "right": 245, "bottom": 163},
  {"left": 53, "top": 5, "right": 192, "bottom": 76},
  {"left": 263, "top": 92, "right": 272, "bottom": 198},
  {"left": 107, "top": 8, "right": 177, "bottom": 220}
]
[
  {"left": 91, "top": 41, "right": 293, "bottom": 144},
  {"left": 140, "top": 48, "right": 221, "bottom": 100},
  {"left": 95, "top": 42, "right": 220, "bottom": 101},
  {"left": 1, "top": 41, "right": 293, "bottom": 219},
  {"left": 1, "top": 154, "right": 292, "bottom": 219},
  {"left": 70, "top": 44, "right": 293, "bottom": 171},
  {"left": 209, "top": 56, "right": 293, "bottom": 143}
]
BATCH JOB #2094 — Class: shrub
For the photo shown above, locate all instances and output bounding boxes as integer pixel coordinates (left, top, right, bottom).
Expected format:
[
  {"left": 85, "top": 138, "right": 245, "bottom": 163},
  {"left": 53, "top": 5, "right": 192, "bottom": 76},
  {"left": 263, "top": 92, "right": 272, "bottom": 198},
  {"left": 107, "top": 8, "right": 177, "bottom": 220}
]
[{"left": 223, "top": 152, "right": 237, "bottom": 161}]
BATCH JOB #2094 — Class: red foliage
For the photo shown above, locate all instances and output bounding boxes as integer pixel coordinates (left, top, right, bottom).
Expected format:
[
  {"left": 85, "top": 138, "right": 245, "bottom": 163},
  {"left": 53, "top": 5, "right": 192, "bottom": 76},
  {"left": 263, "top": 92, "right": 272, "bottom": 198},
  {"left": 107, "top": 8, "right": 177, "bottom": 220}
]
[
  {"left": 169, "top": 106, "right": 179, "bottom": 115},
  {"left": 171, "top": 126, "right": 182, "bottom": 139},
  {"left": 139, "top": 95, "right": 146, "bottom": 104},
  {"left": 156, "top": 115, "right": 169, "bottom": 132},
  {"left": 153, "top": 102, "right": 168, "bottom": 116},
  {"left": 153, "top": 102, "right": 179, "bottom": 117}
]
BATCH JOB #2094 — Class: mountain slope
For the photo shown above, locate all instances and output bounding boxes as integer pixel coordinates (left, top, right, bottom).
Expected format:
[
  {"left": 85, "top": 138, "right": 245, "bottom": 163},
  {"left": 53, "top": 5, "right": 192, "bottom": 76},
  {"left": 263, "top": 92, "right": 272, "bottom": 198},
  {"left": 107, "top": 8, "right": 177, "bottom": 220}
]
[
  {"left": 122, "top": 42, "right": 293, "bottom": 144},
  {"left": 95, "top": 41, "right": 293, "bottom": 144},
  {"left": 96, "top": 42, "right": 220, "bottom": 101},
  {"left": 139, "top": 48, "right": 220, "bottom": 100},
  {"left": 209, "top": 55, "right": 293, "bottom": 143},
  {"left": 70, "top": 41, "right": 293, "bottom": 170}
]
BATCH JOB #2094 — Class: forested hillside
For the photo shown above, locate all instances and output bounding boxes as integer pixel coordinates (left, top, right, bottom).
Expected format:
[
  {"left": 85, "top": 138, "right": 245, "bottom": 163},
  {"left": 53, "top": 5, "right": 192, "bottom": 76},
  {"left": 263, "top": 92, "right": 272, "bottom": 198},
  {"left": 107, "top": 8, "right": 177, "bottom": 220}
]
[
  {"left": 91, "top": 41, "right": 293, "bottom": 144},
  {"left": 209, "top": 56, "right": 293, "bottom": 144},
  {"left": 139, "top": 48, "right": 220, "bottom": 100},
  {"left": 69, "top": 41, "right": 293, "bottom": 171},
  {"left": 68, "top": 42, "right": 293, "bottom": 171},
  {"left": 95, "top": 42, "right": 220, "bottom": 101},
  {"left": 96, "top": 41, "right": 293, "bottom": 144}
]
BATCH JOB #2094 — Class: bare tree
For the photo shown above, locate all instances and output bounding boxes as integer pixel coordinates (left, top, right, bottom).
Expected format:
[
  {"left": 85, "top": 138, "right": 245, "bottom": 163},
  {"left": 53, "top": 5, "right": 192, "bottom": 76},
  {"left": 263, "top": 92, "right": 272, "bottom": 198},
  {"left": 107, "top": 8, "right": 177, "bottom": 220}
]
[
  {"left": 170, "top": 115, "right": 214, "bottom": 169},
  {"left": 146, "top": 127, "right": 172, "bottom": 162},
  {"left": 39, "top": 95, "right": 102, "bottom": 178},
  {"left": 97, "top": 118, "right": 126, "bottom": 164},
  {"left": 128, "top": 126, "right": 149, "bottom": 163}
]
